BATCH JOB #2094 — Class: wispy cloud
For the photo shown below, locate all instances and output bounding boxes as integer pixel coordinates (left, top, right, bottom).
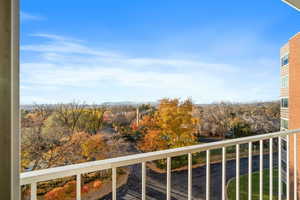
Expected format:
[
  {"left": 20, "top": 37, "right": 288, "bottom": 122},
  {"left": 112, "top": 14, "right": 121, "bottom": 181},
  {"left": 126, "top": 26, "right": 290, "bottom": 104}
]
[
  {"left": 21, "top": 11, "right": 45, "bottom": 22},
  {"left": 20, "top": 33, "right": 278, "bottom": 104},
  {"left": 30, "top": 33, "right": 84, "bottom": 42},
  {"left": 22, "top": 34, "right": 120, "bottom": 58}
]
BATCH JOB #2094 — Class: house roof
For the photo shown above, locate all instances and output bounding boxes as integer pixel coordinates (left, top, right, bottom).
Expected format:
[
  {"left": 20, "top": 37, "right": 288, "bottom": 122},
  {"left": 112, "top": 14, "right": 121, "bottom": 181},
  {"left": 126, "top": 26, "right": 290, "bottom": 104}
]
[{"left": 283, "top": 0, "right": 300, "bottom": 11}]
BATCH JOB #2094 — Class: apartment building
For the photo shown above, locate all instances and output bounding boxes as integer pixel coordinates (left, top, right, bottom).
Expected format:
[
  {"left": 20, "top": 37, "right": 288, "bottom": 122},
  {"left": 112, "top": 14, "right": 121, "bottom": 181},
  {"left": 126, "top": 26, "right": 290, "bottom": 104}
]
[
  {"left": 281, "top": 33, "right": 300, "bottom": 130},
  {"left": 280, "top": 32, "right": 300, "bottom": 198}
]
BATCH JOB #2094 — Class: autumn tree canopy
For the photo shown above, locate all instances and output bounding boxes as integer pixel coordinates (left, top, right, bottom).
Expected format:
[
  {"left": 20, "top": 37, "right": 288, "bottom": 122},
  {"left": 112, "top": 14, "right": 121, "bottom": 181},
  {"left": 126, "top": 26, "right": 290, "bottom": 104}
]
[{"left": 138, "top": 98, "right": 199, "bottom": 152}]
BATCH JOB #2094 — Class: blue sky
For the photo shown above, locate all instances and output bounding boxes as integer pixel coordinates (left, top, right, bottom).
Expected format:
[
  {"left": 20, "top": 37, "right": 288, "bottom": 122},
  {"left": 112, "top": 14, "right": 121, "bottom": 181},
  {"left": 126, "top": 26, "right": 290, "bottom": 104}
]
[{"left": 21, "top": 0, "right": 300, "bottom": 104}]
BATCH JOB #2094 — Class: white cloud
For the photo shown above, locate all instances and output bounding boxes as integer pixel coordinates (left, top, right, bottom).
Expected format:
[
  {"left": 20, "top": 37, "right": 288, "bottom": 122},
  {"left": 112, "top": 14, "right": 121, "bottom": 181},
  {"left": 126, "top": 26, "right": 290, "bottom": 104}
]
[
  {"left": 22, "top": 33, "right": 120, "bottom": 58},
  {"left": 20, "top": 33, "right": 278, "bottom": 104},
  {"left": 21, "top": 11, "right": 45, "bottom": 21}
]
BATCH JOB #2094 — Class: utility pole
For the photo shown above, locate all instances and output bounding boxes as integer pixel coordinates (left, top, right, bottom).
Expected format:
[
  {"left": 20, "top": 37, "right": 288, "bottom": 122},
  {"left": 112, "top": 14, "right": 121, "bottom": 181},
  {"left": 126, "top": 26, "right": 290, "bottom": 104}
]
[{"left": 136, "top": 106, "right": 139, "bottom": 126}]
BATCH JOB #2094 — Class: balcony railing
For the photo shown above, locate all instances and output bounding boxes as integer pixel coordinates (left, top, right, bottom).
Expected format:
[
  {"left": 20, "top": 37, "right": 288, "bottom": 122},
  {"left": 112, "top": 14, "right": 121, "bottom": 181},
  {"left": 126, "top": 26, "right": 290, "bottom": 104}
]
[{"left": 20, "top": 129, "right": 300, "bottom": 200}]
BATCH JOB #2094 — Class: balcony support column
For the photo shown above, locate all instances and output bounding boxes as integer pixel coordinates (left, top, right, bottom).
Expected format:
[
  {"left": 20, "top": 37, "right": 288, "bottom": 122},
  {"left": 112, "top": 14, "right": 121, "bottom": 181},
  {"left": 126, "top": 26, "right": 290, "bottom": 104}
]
[{"left": 0, "top": 0, "right": 20, "bottom": 199}]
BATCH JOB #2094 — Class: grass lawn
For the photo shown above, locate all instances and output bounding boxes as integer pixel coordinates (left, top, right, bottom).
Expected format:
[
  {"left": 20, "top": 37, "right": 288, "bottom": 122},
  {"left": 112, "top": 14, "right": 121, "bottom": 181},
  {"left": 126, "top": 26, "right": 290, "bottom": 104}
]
[{"left": 227, "top": 169, "right": 279, "bottom": 200}]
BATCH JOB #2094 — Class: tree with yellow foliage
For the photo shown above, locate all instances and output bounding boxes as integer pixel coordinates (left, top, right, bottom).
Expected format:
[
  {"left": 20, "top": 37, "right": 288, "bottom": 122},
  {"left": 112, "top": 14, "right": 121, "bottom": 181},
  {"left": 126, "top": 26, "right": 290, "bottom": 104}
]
[
  {"left": 138, "top": 98, "right": 199, "bottom": 152},
  {"left": 81, "top": 134, "right": 108, "bottom": 161}
]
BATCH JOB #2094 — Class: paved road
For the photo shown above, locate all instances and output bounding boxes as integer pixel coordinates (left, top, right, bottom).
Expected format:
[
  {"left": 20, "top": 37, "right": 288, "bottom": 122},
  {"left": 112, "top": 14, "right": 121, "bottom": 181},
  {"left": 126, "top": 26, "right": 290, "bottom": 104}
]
[{"left": 101, "top": 152, "right": 279, "bottom": 200}]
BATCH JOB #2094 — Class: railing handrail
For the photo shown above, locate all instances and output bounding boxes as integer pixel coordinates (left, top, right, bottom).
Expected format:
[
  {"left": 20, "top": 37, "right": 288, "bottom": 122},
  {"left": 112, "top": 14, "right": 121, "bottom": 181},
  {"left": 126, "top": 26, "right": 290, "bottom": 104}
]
[{"left": 20, "top": 129, "right": 300, "bottom": 186}]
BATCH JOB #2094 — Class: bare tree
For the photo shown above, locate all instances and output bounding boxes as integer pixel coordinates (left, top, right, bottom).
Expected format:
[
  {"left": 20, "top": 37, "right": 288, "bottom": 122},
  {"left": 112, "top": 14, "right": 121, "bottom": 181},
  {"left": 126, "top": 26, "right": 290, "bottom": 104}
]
[
  {"left": 78, "top": 105, "right": 105, "bottom": 134},
  {"left": 21, "top": 104, "right": 55, "bottom": 171},
  {"left": 55, "top": 102, "right": 86, "bottom": 134}
]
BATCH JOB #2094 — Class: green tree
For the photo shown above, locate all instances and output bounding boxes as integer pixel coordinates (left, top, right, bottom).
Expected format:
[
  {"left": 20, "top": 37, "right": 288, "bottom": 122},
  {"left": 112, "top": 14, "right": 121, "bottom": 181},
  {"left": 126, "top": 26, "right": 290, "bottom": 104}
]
[{"left": 230, "top": 117, "right": 252, "bottom": 138}]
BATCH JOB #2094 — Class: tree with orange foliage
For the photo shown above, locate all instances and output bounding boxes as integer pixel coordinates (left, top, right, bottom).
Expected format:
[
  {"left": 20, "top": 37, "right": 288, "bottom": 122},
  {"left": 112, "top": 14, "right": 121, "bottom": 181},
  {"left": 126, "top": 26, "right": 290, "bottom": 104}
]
[
  {"left": 138, "top": 98, "right": 199, "bottom": 152},
  {"left": 138, "top": 129, "right": 168, "bottom": 151}
]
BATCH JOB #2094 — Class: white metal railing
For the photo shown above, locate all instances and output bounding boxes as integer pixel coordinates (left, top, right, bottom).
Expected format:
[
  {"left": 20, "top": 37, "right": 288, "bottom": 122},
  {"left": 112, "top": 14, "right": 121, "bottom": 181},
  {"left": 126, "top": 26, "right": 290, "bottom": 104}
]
[{"left": 20, "top": 129, "right": 300, "bottom": 200}]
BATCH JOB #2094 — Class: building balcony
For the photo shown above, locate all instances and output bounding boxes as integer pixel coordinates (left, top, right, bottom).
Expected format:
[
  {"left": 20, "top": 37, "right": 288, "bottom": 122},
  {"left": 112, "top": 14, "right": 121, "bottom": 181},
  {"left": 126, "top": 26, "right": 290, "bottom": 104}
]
[{"left": 20, "top": 129, "right": 300, "bottom": 200}]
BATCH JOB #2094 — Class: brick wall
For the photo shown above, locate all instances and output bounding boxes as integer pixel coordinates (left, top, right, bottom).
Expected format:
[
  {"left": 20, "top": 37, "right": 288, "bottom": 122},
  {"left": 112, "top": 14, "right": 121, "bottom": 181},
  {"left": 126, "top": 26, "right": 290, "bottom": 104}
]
[
  {"left": 289, "top": 33, "right": 300, "bottom": 130},
  {"left": 287, "top": 33, "right": 300, "bottom": 199}
]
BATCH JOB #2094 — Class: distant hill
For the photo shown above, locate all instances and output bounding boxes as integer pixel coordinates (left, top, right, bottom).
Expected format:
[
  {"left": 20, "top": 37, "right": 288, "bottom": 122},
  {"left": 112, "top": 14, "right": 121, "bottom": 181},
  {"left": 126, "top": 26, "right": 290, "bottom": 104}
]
[
  {"left": 101, "top": 101, "right": 157, "bottom": 106},
  {"left": 21, "top": 101, "right": 158, "bottom": 110}
]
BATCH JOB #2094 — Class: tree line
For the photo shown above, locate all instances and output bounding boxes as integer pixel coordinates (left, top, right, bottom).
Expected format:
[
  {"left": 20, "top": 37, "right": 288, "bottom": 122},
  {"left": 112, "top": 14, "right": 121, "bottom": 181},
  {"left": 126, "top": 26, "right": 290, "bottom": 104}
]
[{"left": 21, "top": 99, "right": 280, "bottom": 197}]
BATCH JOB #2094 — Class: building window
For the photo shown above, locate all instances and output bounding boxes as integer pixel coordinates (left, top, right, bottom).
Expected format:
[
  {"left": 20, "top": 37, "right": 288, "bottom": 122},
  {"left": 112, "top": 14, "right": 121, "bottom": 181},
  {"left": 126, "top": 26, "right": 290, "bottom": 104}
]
[
  {"left": 281, "top": 54, "right": 289, "bottom": 66},
  {"left": 282, "top": 138, "right": 287, "bottom": 151},
  {"left": 281, "top": 98, "right": 288, "bottom": 108},
  {"left": 281, "top": 118, "right": 288, "bottom": 129},
  {"left": 281, "top": 76, "right": 288, "bottom": 88},
  {"left": 282, "top": 159, "right": 287, "bottom": 172}
]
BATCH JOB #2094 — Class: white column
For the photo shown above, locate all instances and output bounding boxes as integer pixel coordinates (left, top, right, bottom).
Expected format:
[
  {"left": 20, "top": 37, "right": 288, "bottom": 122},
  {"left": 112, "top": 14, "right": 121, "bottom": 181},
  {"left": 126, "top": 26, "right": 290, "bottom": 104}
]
[
  {"left": 188, "top": 153, "right": 192, "bottom": 200},
  {"left": 0, "top": 0, "right": 20, "bottom": 199},
  {"left": 287, "top": 136, "right": 290, "bottom": 200},
  {"left": 259, "top": 140, "right": 263, "bottom": 200},
  {"left": 269, "top": 138, "right": 273, "bottom": 200},
  {"left": 248, "top": 142, "right": 252, "bottom": 200},
  {"left": 167, "top": 157, "right": 171, "bottom": 200},
  {"left": 236, "top": 144, "right": 240, "bottom": 200},
  {"left": 112, "top": 168, "right": 117, "bottom": 200},
  {"left": 279, "top": 137, "right": 282, "bottom": 200},
  {"left": 294, "top": 134, "right": 298, "bottom": 200},
  {"left": 222, "top": 147, "right": 226, "bottom": 200},
  {"left": 142, "top": 162, "right": 146, "bottom": 200},
  {"left": 30, "top": 183, "right": 37, "bottom": 200},
  {"left": 76, "top": 174, "right": 81, "bottom": 200},
  {"left": 206, "top": 150, "right": 210, "bottom": 200}
]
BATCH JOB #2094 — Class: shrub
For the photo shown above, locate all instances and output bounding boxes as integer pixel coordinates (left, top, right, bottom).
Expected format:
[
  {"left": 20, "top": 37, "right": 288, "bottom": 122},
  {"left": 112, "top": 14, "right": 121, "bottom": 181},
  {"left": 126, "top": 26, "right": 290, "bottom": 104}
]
[
  {"left": 44, "top": 187, "right": 65, "bottom": 200},
  {"left": 93, "top": 180, "right": 102, "bottom": 189},
  {"left": 82, "top": 185, "right": 89, "bottom": 193},
  {"left": 44, "top": 181, "right": 77, "bottom": 200},
  {"left": 63, "top": 181, "right": 76, "bottom": 194}
]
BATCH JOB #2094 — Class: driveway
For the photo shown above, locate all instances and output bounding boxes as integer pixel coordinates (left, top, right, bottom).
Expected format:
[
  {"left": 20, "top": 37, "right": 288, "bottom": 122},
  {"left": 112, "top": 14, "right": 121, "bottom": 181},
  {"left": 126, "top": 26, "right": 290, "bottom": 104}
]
[{"left": 111, "top": 153, "right": 278, "bottom": 200}]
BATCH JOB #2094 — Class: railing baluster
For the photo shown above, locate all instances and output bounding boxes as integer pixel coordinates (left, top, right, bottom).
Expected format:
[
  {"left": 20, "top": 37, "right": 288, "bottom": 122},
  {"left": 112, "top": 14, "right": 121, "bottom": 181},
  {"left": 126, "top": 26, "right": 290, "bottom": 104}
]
[
  {"left": 206, "top": 150, "right": 210, "bottom": 200},
  {"left": 294, "top": 134, "right": 298, "bottom": 200},
  {"left": 167, "top": 157, "right": 171, "bottom": 200},
  {"left": 188, "top": 153, "right": 192, "bottom": 200},
  {"left": 222, "top": 147, "right": 226, "bottom": 200},
  {"left": 279, "top": 137, "right": 282, "bottom": 200},
  {"left": 19, "top": 130, "right": 300, "bottom": 200},
  {"left": 248, "top": 142, "right": 252, "bottom": 200},
  {"left": 31, "top": 182, "right": 37, "bottom": 200},
  {"left": 76, "top": 174, "right": 81, "bottom": 200},
  {"left": 142, "top": 162, "right": 146, "bottom": 200},
  {"left": 287, "top": 136, "right": 290, "bottom": 200},
  {"left": 236, "top": 144, "right": 240, "bottom": 200},
  {"left": 259, "top": 140, "right": 263, "bottom": 200},
  {"left": 112, "top": 167, "right": 117, "bottom": 200},
  {"left": 269, "top": 138, "right": 273, "bottom": 200}
]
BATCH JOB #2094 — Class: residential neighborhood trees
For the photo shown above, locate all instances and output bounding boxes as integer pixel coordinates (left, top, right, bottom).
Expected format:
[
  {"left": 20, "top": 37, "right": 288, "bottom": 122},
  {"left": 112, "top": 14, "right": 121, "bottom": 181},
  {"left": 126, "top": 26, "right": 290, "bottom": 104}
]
[{"left": 20, "top": 99, "right": 280, "bottom": 199}]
